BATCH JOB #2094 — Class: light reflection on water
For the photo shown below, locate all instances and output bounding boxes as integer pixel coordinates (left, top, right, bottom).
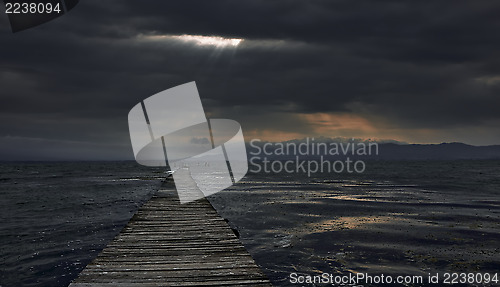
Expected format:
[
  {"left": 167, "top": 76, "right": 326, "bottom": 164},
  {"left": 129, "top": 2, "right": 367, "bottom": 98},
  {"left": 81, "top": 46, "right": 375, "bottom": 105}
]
[
  {"left": 0, "top": 160, "right": 499, "bottom": 287},
  {"left": 208, "top": 160, "right": 500, "bottom": 286}
]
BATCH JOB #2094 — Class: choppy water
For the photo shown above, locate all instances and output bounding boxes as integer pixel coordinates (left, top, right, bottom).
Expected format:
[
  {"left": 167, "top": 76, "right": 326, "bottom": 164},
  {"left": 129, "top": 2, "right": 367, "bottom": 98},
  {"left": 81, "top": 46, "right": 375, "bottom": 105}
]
[
  {"left": 0, "top": 160, "right": 499, "bottom": 287},
  {"left": 208, "top": 160, "right": 500, "bottom": 286},
  {"left": 0, "top": 162, "right": 164, "bottom": 287}
]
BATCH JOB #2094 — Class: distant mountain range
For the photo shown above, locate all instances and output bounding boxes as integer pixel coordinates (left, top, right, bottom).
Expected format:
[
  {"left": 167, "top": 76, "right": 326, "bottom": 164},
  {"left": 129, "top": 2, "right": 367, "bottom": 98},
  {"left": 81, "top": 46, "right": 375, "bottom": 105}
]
[
  {"left": 374, "top": 142, "right": 500, "bottom": 160},
  {"left": 245, "top": 138, "right": 500, "bottom": 160}
]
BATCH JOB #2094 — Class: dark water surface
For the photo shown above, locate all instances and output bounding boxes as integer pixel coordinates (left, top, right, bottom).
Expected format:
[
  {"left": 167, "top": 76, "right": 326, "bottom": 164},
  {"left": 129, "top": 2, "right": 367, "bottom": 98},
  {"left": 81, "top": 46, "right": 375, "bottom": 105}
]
[
  {"left": 0, "top": 160, "right": 499, "bottom": 286},
  {"left": 0, "top": 162, "right": 164, "bottom": 287},
  {"left": 208, "top": 160, "right": 500, "bottom": 286}
]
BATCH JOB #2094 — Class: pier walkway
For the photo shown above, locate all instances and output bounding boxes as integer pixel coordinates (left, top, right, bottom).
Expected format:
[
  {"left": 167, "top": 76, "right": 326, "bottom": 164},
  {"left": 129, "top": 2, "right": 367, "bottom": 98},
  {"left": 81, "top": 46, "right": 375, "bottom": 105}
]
[{"left": 69, "top": 178, "right": 272, "bottom": 286}]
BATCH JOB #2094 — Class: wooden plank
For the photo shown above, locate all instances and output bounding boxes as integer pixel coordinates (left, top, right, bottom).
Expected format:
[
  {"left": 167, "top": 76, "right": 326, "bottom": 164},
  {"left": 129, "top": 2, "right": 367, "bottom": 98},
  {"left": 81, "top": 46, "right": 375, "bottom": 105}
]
[{"left": 69, "top": 178, "right": 272, "bottom": 286}]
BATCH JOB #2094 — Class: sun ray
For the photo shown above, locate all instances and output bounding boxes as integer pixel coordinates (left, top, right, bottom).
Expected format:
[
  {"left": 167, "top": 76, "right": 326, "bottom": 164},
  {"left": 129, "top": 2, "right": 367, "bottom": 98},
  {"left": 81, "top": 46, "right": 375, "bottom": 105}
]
[{"left": 140, "top": 34, "right": 243, "bottom": 48}]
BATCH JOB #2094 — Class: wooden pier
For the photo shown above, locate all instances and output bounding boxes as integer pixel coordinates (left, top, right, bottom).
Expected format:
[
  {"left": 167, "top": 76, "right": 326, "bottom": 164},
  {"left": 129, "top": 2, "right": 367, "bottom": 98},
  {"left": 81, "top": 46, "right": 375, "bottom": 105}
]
[{"left": 69, "top": 178, "right": 272, "bottom": 287}]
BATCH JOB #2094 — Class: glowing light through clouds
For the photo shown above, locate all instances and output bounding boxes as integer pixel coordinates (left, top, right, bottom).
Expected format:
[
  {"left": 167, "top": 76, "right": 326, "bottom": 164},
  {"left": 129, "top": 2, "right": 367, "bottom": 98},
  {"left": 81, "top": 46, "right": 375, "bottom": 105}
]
[
  {"left": 140, "top": 34, "right": 243, "bottom": 47},
  {"left": 173, "top": 35, "right": 242, "bottom": 47}
]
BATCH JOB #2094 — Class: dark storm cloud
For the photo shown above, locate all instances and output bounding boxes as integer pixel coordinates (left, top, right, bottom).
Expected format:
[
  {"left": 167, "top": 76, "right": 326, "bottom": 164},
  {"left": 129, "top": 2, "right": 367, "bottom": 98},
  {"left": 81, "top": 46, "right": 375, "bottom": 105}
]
[
  {"left": 1, "top": 0, "right": 500, "bottom": 160},
  {"left": 70, "top": 0, "right": 500, "bottom": 126}
]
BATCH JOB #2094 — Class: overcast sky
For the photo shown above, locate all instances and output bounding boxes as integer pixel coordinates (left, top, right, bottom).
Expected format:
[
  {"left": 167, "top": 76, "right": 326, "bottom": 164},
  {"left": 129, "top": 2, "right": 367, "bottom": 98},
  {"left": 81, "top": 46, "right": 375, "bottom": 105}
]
[{"left": 1, "top": 0, "right": 500, "bottom": 160}]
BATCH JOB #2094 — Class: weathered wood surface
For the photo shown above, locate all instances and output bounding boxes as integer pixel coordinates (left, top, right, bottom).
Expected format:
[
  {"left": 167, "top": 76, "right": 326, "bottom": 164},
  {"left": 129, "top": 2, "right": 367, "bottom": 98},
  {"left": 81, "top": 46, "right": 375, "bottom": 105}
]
[{"left": 69, "top": 178, "right": 272, "bottom": 286}]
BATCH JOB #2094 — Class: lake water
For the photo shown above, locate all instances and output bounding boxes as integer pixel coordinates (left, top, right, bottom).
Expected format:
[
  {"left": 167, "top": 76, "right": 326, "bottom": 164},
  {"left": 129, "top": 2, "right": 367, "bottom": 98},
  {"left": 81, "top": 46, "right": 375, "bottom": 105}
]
[{"left": 1, "top": 160, "right": 499, "bottom": 286}]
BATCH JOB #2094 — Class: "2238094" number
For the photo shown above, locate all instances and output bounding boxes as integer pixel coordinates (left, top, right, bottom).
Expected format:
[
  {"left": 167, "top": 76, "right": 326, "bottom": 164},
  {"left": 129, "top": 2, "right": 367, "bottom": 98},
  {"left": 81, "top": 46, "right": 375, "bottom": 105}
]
[{"left": 5, "top": 2, "right": 62, "bottom": 14}]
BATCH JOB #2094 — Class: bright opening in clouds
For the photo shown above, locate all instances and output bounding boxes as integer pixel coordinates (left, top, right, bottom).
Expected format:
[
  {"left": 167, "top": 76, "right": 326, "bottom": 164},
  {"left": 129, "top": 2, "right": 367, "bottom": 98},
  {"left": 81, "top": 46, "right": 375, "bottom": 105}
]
[
  {"left": 140, "top": 34, "right": 243, "bottom": 47},
  {"left": 174, "top": 35, "right": 242, "bottom": 47}
]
